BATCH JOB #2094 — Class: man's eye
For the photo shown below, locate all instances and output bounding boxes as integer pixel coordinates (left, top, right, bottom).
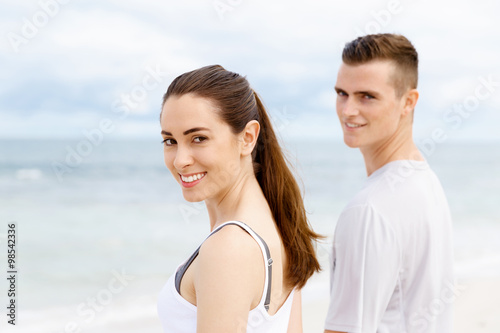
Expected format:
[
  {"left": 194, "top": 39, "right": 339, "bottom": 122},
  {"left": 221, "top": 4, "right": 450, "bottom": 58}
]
[{"left": 337, "top": 91, "right": 347, "bottom": 97}]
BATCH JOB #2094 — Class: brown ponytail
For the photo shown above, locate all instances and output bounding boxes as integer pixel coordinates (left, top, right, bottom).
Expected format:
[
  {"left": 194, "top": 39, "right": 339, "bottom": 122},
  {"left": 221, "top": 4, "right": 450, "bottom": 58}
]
[
  {"left": 252, "top": 92, "right": 321, "bottom": 288},
  {"left": 163, "top": 65, "right": 321, "bottom": 288}
]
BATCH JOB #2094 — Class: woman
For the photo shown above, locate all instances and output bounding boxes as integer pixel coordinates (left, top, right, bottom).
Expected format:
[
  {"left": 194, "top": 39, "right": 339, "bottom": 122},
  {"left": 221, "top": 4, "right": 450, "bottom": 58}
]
[{"left": 157, "top": 65, "right": 321, "bottom": 332}]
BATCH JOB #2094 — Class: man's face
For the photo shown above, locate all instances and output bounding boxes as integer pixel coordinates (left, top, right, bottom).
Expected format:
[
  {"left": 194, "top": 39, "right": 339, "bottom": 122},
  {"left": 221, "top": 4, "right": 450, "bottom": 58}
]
[{"left": 335, "top": 60, "right": 407, "bottom": 150}]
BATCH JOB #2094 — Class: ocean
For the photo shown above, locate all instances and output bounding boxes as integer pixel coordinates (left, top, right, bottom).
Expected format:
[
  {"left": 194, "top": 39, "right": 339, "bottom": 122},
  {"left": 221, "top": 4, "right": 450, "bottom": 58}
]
[{"left": 0, "top": 138, "right": 499, "bottom": 332}]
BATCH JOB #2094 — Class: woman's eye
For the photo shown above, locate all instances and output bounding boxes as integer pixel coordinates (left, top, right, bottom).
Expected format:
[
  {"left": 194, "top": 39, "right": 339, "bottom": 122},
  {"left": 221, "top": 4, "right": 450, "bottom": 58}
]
[
  {"left": 193, "top": 136, "right": 207, "bottom": 143},
  {"left": 162, "top": 138, "right": 176, "bottom": 146}
]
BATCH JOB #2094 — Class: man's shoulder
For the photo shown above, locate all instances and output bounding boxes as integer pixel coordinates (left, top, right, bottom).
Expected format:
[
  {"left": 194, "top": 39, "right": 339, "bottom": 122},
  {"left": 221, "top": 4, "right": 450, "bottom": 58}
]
[
  {"left": 338, "top": 159, "right": 450, "bottom": 233},
  {"left": 339, "top": 161, "right": 435, "bottom": 218},
  {"left": 356, "top": 160, "right": 439, "bottom": 202},
  {"left": 338, "top": 199, "right": 387, "bottom": 231}
]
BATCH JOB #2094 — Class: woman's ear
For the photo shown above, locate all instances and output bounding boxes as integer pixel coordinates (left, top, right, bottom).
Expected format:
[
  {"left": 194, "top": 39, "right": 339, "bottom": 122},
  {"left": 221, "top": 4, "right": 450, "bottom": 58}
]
[
  {"left": 402, "top": 88, "right": 419, "bottom": 116},
  {"left": 240, "top": 120, "right": 260, "bottom": 157}
]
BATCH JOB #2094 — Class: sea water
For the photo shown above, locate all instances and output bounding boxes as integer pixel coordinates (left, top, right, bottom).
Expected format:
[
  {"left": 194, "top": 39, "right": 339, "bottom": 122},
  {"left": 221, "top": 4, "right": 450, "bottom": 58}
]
[{"left": 0, "top": 139, "right": 499, "bottom": 332}]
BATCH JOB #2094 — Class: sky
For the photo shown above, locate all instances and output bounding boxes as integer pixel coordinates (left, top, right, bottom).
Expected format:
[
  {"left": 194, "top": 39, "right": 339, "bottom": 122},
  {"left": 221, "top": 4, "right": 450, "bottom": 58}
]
[{"left": 1, "top": 0, "right": 499, "bottom": 142}]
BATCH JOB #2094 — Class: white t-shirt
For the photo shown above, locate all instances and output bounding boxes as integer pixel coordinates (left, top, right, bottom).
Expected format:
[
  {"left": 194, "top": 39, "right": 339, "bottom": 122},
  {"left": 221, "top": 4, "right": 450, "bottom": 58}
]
[{"left": 325, "top": 160, "right": 454, "bottom": 333}]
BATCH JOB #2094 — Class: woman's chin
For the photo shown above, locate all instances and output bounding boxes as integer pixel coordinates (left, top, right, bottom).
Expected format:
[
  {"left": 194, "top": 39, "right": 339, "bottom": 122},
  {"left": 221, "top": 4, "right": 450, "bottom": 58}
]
[{"left": 182, "top": 192, "right": 205, "bottom": 203}]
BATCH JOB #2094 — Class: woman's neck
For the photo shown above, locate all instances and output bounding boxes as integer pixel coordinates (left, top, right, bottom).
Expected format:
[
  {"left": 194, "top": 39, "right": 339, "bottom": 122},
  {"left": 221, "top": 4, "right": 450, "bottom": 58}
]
[{"left": 205, "top": 172, "right": 266, "bottom": 231}]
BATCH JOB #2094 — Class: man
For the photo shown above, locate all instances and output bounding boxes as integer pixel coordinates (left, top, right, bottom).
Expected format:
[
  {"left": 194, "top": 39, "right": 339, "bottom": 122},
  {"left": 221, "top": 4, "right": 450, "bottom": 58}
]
[{"left": 325, "top": 34, "right": 454, "bottom": 333}]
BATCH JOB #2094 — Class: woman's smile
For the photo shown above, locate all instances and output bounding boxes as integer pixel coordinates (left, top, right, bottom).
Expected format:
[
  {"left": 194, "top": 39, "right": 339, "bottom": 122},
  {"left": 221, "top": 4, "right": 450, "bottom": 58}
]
[{"left": 179, "top": 172, "right": 207, "bottom": 188}]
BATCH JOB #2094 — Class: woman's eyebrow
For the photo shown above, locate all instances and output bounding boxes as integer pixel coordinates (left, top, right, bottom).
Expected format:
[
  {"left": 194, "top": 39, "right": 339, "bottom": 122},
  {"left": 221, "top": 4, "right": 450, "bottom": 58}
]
[
  {"left": 161, "top": 127, "right": 210, "bottom": 136},
  {"left": 183, "top": 127, "right": 210, "bottom": 135}
]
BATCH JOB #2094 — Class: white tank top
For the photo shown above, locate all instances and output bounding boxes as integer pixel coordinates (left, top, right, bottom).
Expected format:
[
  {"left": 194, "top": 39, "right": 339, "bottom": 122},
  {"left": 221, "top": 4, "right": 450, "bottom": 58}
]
[{"left": 157, "top": 221, "right": 295, "bottom": 332}]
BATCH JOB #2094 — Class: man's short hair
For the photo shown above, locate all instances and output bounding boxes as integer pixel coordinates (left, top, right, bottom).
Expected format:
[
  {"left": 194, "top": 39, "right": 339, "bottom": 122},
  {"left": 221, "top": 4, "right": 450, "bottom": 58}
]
[{"left": 342, "top": 33, "right": 418, "bottom": 97}]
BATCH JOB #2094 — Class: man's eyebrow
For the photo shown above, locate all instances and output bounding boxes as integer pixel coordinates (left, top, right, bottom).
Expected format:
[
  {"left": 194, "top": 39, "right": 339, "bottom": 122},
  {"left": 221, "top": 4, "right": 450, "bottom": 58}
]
[
  {"left": 354, "top": 90, "right": 380, "bottom": 98},
  {"left": 334, "top": 86, "right": 380, "bottom": 98},
  {"left": 160, "top": 127, "right": 210, "bottom": 136}
]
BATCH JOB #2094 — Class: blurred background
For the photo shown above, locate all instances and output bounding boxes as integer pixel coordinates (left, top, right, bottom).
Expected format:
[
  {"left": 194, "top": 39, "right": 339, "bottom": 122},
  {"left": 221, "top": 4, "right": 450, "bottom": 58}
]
[{"left": 0, "top": 0, "right": 499, "bottom": 332}]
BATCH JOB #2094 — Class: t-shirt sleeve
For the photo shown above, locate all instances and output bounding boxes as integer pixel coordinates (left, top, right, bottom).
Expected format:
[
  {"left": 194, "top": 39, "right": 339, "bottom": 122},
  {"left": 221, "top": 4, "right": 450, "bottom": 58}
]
[{"left": 324, "top": 204, "right": 401, "bottom": 333}]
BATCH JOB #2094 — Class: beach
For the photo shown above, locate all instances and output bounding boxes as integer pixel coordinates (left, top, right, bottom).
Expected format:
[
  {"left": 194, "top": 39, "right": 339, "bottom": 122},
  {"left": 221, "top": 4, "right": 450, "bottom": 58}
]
[
  {"left": 302, "top": 275, "right": 500, "bottom": 333},
  {"left": 0, "top": 139, "right": 499, "bottom": 332}
]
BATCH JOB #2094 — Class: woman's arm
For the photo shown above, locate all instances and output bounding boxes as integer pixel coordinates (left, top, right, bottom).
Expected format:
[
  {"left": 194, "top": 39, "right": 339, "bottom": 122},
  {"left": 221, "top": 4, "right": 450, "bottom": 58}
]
[
  {"left": 195, "top": 225, "right": 264, "bottom": 333},
  {"left": 287, "top": 289, "right": 303, "bottom": 333}
]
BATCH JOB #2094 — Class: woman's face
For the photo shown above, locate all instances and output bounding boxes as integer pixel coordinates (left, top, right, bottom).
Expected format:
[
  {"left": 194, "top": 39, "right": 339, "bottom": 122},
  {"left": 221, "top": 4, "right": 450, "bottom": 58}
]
[{"left": 160, "top": 93, "right": 243, "bottom": 203}]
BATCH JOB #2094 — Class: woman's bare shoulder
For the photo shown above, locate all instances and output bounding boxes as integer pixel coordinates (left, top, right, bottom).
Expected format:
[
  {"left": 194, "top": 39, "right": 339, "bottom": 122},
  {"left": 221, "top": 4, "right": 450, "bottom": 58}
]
[
  {"left": 194, "top": 224, "right": 265, "bottom": 311},
  {"left": 198, "top": 224, "right": 263, "bottom": 266}
]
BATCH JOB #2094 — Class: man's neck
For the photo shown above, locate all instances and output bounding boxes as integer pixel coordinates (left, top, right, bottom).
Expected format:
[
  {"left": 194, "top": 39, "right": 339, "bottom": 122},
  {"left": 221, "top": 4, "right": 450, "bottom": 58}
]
[{"left": 360, "top": 129, "right": 424, "bottom": 177}]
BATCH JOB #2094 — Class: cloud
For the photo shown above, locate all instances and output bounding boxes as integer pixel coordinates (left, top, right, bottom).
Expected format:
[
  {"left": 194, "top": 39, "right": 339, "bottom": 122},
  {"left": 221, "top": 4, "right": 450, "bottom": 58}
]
[{"left": 1, "top": 0, "right": 499, "bottom": 141}]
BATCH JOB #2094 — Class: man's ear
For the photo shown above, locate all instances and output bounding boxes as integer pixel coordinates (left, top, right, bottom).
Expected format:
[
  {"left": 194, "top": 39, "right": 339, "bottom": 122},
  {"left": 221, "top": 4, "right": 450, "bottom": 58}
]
[
  {"left": 402, "top": 89, "right": 419, "bottom": 116},
  {"left": 240, "top": 120, "right": 260, "bottom": 157}
]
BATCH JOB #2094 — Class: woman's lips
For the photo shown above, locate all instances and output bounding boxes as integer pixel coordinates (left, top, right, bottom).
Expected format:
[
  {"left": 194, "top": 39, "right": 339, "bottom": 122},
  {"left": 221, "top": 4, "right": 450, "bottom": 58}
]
[
  {"left": 179, "top": 172, "right": 207, "bottom": 188},
  {"left": 345, "top": 122, "right": 366, "bottom": 129}
]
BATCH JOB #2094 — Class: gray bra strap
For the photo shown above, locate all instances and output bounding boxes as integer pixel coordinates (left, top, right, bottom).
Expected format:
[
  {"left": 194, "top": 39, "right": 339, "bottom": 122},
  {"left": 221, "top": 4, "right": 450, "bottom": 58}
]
[{"left": 174, "top": 221, "right": 273, "bottom": 312}]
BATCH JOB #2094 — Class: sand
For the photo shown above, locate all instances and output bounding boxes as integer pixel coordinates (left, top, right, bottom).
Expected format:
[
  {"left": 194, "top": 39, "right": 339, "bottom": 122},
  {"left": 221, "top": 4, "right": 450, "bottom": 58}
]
[
  {"left": 453, "top": 277, "right": 500, "bottom": 333},
  {"left": 301, "top": 273, "right": 500, "bottom": 333}
]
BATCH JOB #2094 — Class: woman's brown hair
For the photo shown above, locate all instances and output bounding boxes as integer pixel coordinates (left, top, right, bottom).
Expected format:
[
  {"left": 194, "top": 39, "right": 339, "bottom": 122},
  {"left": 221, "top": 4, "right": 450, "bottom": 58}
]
[{"left": 162, "top": 65, "right": 321, "bottom": 288}]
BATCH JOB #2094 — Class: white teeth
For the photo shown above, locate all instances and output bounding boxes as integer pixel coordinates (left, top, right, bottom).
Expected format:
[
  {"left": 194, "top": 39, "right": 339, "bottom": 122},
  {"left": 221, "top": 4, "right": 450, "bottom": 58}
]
[
  {"left": 346, "top": 123, "right": 363, "bottom": 128},
  {"left": 181, "top": 173, "right": 206, "bottom": 183}
]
